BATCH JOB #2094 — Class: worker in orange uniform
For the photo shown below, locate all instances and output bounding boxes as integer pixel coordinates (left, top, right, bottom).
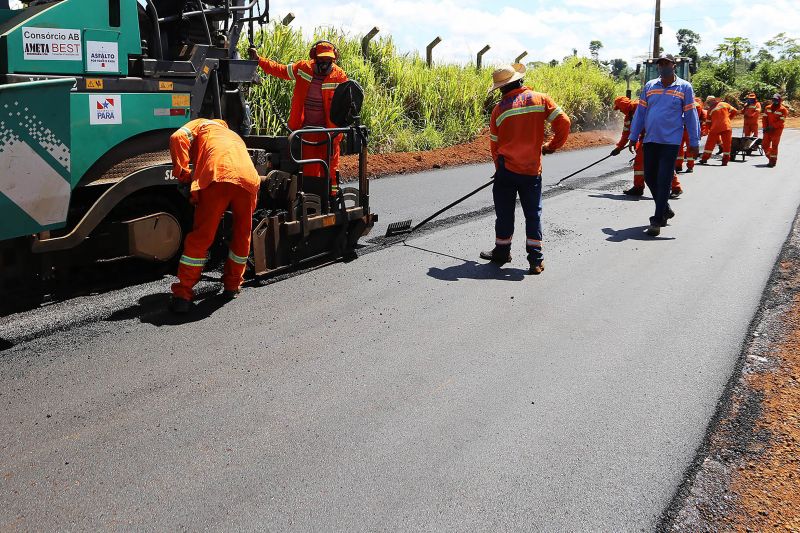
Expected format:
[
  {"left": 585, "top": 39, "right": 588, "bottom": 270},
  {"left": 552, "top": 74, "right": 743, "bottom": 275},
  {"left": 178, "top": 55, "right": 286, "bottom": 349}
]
[
  {"left": 762, "top": 93, "right": 789, "bottom": 167},
  {"left": 675, "top": 97, "right": 707, "bottom": 173},
  {"left": 700, "top": 96, "right": 738, "bottom": 166},
  {"left": 481, "top": 64, "right": 570, "bottom": 275},
  {"left": 249, "top": 41, "right": 348, "bottom": 198},
  {"left": 169, "top": 119, "right": 261, "bottom": 314},
  {"left": 610, "top": 96, "right": 682, "bottom": 196},
  {"left": 742, "top": 92, "right": 761, "bottom": 138}
]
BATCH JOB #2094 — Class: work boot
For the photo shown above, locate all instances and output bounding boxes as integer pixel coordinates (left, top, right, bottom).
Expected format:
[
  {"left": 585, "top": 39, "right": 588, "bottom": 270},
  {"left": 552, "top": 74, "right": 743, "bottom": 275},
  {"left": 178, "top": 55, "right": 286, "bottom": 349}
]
[
  {"left": 623, "top": 186, "right": 644, "bottom": 196},
  {"left": 222, "top": 289, "right": 240, "bottom": 300},
  {"left": 768, "top": 158, "right": 777, "bottom": 168},
  {"left": 661, "top": 208, "right": 675, "bottom": 227},
  {"left": 721, "top": 156, "right": 730, "bottom": 166},
  {"left": 685, "top": 166, "right": 694, "bottom": 173},
  {"left": 480, "top": 248, "right": 512, "bottom": 264},
  {"left": 645, "top": 224, "right": 661, "bottom": 237},
  {"left": 670, "top": 188, "right": 683, "bottom": 198},
  {"left": 169, "top": 296, "right": 192, "bottom": 314},
  {"left": 698, "top": 159, "right": 708, "bottom": 165},
  {"left": 528, "top": 260, "right": 545, "bottom": 275}
]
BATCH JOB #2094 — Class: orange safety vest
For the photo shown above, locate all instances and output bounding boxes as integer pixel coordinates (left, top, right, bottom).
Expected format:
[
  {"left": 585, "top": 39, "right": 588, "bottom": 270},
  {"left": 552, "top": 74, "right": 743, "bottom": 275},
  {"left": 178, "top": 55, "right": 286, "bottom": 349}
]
[
  {"left": 762, "top": 103, "right": 788, "bottom": 130},
  {"left": 708, "top": 102, "right": 737, "bottom": 134},
  {"left": 696, "top": 103, "right": 708, "bottom": 136},
  {"left": 257, "top": 58, "right": 348, "bottom": 131},
  {"left": 742, "top": 102, "right": 761, "bottom": 121},
  {"left": 615, "top": 99, "right": 644, "bottom": 149},
  {"left": 489, "top": 86, "right": 571, "bottom": 176},
  {"left": 169, "top": 119, "right": 260, "bottom": 196}
]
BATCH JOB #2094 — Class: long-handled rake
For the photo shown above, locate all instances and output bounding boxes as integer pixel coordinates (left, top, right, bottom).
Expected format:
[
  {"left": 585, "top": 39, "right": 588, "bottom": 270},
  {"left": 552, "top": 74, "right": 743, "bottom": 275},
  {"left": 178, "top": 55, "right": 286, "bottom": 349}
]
[{"left": 384, "top": 154, "right": 614, "bottom": 239}]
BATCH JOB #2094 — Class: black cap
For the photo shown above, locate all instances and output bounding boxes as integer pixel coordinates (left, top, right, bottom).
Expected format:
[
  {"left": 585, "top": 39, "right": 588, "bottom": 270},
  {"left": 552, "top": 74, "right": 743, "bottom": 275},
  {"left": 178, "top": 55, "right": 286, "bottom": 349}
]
[{"left": 656, "top": 53, "right": 676, "bottom": 64}]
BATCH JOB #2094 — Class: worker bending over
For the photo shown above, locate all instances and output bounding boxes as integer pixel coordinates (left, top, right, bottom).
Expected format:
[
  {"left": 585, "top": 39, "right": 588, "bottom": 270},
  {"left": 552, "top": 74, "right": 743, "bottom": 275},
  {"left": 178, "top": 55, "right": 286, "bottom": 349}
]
[
  {"left": 762, "top": 93, "right": 788, "bottom": 168},
  {"left": 700, "top": 96, "right": 737, "bottom": 166},
  {"left": 742, "top": 92, "right": 761, "bottom": 138},
  {"left": 481, "top": 63, "right": 570, "bottom": 275},
  {"left": 611, "top": 96, "right": 682, "bottom": 196},
  {"left": 250, "top": 41, "right": 348, "bottom": 198},
  {"left": 169, "top": 119, "right": 260, "bottom": 314}
]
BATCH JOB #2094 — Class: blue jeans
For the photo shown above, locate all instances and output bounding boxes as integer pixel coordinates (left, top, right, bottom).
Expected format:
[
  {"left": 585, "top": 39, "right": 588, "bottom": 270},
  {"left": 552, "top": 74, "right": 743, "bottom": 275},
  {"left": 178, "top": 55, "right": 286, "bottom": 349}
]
[
  {"left": 642, "top": 142, "right": 680, "bottom": 225},
  {"left": 492, "top": 159, "right": 543, "bottom": 262}
]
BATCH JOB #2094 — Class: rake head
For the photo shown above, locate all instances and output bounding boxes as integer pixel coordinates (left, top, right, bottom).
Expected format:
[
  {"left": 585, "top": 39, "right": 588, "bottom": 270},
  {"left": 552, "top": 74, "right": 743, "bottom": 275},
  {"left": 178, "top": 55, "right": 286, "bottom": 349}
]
[{"left": 384, "top": 219, "right": 413, "bottom": 237}]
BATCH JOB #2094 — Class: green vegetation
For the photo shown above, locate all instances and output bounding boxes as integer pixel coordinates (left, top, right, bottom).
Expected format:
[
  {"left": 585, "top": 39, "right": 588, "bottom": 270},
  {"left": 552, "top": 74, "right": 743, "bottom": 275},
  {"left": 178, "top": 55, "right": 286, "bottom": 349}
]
[
  {"left": 685, "top": 31, "right": 800, "bottom": 105},
  {"left": 246, "top": 23, "right": 623, "bottom": 154}
]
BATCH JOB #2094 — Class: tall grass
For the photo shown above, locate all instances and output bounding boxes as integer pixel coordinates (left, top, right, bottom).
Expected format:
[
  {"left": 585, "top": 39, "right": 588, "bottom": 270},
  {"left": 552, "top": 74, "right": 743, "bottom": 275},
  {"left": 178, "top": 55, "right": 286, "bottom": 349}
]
[{"left": 246, "top": 23, "right": 622, "bottom": 153}]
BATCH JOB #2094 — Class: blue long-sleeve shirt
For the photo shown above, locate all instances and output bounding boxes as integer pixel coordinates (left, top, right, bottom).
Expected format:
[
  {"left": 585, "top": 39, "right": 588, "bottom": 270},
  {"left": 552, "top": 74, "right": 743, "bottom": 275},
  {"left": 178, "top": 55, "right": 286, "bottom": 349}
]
[{"left": 629, "top": 76, "right": 700, "bottom": 147}]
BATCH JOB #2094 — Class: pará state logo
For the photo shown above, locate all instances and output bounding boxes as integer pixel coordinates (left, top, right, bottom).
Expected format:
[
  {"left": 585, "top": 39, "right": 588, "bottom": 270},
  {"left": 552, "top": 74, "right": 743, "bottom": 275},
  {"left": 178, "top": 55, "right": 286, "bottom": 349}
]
[{"left": 89, "top": 95, "right": 122, "bottom": 125}]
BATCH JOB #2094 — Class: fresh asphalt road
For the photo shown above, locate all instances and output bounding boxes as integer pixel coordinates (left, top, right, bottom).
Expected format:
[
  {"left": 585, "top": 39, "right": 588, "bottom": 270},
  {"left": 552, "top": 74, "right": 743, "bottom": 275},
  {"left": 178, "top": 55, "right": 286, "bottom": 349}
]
[{"left": 2, "top": 132, "right": 799, "bottom": 531}]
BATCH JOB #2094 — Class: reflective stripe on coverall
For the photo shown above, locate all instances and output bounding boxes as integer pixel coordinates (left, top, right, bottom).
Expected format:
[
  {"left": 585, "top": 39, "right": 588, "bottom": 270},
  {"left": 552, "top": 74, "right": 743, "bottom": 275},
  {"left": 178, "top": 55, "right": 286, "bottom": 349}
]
[
  {"left": 702, "top": 102, "right": 738, "bottom": 164},
  {"left": 256, "top": 56, "right": 348, "bottom": 188},
  {"left": 762, "top": 103, "right": 789, "bottom": 164},
  {"left": 169, "top": 119, "right": 260, "bottom": 300}
]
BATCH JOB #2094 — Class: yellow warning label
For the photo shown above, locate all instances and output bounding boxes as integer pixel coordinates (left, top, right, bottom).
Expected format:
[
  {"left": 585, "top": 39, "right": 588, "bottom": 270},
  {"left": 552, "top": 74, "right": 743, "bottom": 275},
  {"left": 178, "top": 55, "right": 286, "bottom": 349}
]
[
  {"left": 202, "top": 65, "right": 210, "bottom": 75},
  {"left": 159, "top": 81, "right": 174, "bottom": 91},
  {"left": 172, "top": 94, "right": 190, "bottom": 107},
  {"left": 86, "top": 78, "right": 104, "bottom": 89}
]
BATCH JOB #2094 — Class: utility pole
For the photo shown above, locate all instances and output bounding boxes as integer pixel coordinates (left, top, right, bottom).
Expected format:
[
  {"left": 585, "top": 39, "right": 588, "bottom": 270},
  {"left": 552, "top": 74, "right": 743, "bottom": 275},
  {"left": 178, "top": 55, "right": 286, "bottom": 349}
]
[{"left": 652, "top": 0, "right": 661, "bottom": 58}]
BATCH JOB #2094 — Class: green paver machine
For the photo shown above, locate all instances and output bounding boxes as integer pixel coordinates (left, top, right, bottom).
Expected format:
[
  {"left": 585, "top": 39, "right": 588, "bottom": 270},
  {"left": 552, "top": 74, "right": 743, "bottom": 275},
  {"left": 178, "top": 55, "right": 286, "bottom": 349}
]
[{"left": 0, "top": 0, "right": 376, "bottom": 307}]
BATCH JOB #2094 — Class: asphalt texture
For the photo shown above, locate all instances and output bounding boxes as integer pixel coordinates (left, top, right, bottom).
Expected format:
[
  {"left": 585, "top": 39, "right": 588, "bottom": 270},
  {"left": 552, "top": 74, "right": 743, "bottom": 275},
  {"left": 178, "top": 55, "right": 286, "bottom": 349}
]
[{"left": 2, "top": 132, "right": 800, "bottom": 530}]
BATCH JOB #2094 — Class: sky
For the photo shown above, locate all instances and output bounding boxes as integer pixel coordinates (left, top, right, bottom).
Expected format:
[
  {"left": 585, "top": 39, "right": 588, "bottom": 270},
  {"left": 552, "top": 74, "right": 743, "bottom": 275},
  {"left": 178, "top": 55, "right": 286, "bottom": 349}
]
[{"left": 265, "top": 0, "right": 800, "bottom": 66}]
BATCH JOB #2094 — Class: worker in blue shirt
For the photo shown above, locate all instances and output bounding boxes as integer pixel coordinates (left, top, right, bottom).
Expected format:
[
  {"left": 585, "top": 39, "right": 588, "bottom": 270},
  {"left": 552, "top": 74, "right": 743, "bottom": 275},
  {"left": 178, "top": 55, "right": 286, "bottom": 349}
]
[{"left": 628, "top": 54, "right": 700, "bottom": 237}]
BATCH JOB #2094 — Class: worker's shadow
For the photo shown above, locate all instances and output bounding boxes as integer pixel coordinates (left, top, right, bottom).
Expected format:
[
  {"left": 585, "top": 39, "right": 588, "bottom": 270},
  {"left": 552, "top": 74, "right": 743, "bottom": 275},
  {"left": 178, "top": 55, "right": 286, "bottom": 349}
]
[
  {"left": 602, "top": 226, "right": 676, "bottom": 242},
  {"left": 107, "top": 289, "right": 229, "bottom": 326},
  {"left": 407, "top": 245, "right": 526, "bottom": 281},
  {"left": 588, "top": 193, "right": 651, "bottom": 202}
]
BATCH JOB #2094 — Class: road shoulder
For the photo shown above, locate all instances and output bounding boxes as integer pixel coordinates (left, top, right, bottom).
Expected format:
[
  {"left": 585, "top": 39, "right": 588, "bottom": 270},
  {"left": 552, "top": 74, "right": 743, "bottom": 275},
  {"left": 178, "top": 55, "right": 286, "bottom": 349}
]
[{"left": 662, "top": 206, "right": 800, "bottom": 531}]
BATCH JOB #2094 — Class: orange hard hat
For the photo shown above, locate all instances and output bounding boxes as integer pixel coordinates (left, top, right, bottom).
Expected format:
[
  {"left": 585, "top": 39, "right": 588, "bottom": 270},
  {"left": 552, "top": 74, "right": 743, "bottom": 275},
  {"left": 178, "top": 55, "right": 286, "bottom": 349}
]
[
  {"left": 614, "top": 96, "right": 630, "bottom": 111},
  {"left": 312, "top": 41, "right": 337, "bottom": 60}
]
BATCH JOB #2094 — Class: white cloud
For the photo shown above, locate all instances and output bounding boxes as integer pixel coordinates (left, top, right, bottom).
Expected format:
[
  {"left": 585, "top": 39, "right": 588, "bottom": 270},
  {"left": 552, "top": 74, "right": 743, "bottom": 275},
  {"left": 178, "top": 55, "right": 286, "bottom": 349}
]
[{"left": 268, "top": 0, "right": 798, "bottom": 65}]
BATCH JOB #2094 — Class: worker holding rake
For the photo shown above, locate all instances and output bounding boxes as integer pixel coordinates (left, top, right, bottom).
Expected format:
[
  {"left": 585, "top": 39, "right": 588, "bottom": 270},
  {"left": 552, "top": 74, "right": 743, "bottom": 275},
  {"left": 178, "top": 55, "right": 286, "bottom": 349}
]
[{"left": 480, "top": 64, "right": 570, "bottom": 275}]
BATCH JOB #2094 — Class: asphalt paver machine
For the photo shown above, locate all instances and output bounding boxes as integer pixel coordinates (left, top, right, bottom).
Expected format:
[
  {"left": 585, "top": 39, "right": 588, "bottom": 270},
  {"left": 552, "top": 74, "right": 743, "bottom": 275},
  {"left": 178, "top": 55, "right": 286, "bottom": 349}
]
[{"left": 0, "top": 0, "right": 376, "bottom": 306}]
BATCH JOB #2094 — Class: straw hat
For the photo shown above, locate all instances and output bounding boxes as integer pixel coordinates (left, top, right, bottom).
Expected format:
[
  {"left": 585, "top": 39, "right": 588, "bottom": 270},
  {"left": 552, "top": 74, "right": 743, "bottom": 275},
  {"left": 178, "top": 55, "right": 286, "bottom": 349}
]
[{"left": 488, "top": 63, "right": 526, "bottom": 94}]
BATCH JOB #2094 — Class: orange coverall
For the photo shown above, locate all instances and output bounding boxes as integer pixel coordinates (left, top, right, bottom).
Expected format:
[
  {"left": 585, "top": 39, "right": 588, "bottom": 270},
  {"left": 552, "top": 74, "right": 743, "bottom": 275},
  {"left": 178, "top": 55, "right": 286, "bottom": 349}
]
[
  {"left": 742, "top": 100, "right": 761, "bottom": 138},
  {"left": 676, "top": 100, "right": 706, "bottom": 172},
  {"left": 762, "top": 102, "right": 789, "bottom": 166},
  {"left": 702, "top": 102, "right": 738, "bottom": 165},
  {"left": 169, "top": 119, "right": 260, "bottom": 301},
  {"left": 256, "top": 54, "right": 349, "bottom": 191},
  {"left": 613, "top": 97, "right": 681, "bottom": 191}
]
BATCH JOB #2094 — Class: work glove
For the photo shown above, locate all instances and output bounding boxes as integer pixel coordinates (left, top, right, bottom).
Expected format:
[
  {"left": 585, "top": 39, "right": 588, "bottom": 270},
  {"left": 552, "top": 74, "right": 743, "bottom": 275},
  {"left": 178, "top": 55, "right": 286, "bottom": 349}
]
[
  {"left": 764, "top": 126, "right": 773, "bottom": 133},
  {"left": 686, "top": 146, "right": 700, "bottom": 159},
  {"left": 248, "top": 47, "right": 259, "bottom": 61},
  {"left": 541, "top": 146, "right": 555, "bottom": 155},
  {"left": 610, "top": 147, "right": 622, "bottom": 156},
  {"left": 177, "top": 182, "right": 191, "bottom": 200}
]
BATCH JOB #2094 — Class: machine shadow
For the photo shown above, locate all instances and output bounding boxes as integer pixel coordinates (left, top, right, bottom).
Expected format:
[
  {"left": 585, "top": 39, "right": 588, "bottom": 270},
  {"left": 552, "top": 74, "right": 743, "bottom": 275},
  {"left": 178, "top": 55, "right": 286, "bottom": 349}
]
[
  {"left": 107, "top": 290, "right": 229, "bottom": 326},
  {"left": 602, "top": 226, "right": 676, "bottom": 242}
]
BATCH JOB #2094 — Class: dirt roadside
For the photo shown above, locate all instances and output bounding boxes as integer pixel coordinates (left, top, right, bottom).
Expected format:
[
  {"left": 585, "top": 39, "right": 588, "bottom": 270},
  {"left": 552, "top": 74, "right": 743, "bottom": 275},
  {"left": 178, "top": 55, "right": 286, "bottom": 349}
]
[
  {"left": 663, "top": 209, "right": 800, "bottom": 531},
  {"left": 338, "top": 130, "right": 618, "bottom": 181}
]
